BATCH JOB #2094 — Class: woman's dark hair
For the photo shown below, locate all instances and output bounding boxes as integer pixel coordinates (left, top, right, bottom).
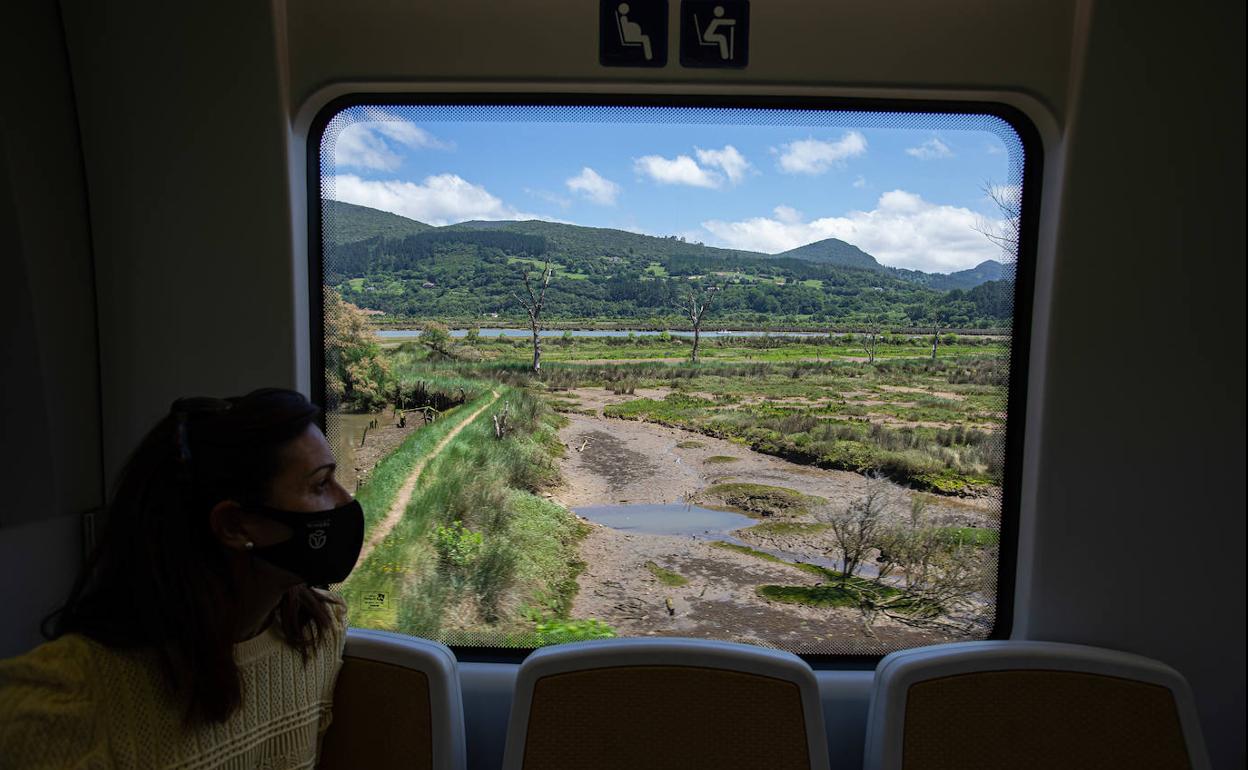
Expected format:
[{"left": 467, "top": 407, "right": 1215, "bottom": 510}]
[{"left": 44, "top": 387, "right": 340, "bottom": 724}]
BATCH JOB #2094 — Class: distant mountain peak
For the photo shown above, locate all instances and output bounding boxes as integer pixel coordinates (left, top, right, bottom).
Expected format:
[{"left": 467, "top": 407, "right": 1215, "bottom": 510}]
[
  {"left": 322, "top": 200, "right": 431, "bottom": 244},
  {"left": 777, "top": 238, "right": 882, "bottom": 271},
  {"left": 324, "top": 201, "right": 1007, "bottom": 291}
]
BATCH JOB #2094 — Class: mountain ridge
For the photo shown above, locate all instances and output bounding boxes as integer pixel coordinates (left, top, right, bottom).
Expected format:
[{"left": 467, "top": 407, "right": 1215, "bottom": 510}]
[{"left": 323, "top": 200, "right": 1008, "bottom": 290}]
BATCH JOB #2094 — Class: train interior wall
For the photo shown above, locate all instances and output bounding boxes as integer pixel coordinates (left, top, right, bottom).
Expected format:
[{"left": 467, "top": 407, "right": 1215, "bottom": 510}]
[{"left": 1, "top": 1, "right": 1243, "bottom": 767}]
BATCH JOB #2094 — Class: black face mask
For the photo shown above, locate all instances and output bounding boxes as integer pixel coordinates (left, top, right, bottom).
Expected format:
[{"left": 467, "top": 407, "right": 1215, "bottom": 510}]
[{"left": 248, "top": 499, "right": 365, "bottom": 586}]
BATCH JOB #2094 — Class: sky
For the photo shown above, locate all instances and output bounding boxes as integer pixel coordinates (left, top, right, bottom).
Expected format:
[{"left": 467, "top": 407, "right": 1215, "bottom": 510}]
[{"left": 322, "top": 105, "right": 1020, "bottom": 274}]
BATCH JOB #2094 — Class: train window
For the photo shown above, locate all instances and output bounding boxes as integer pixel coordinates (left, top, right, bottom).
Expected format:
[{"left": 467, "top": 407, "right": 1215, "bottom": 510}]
[{"left": 312, "top": 98, "right": 1035, "bottom": 660}]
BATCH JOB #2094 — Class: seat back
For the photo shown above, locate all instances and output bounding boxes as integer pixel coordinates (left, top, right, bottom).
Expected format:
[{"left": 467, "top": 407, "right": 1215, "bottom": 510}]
[
  {"left": 319, "top": 629, "right": 466, "bottom": 770},
  {"left": 862, "top": 640, "right": 1210, "bottom": 770},
  {"left": 502, "top": 638, "right": 830, "bottom": 770}
]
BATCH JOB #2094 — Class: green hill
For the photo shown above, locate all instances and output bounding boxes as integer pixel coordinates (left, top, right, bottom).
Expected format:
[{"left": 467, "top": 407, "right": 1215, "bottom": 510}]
[
  {"left": 321, "top": 202, "right": 1013, "bottom": 328},
  {"left": 447, "top": 219, "right": 766, "bottom": 263},
  {"left": 322, "top": 200, "right": 432, "bottom": 245},
  {"left": 778, "top": 238, "right": 882, "bottom": 270},
  {"left": 927, "top": 260, "right": 1008, "bottom": 290}
]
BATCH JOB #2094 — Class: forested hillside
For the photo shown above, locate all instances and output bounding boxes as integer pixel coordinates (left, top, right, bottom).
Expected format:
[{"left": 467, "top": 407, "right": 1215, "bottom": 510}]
[{"left": 324, "top": 202, "right": 1014, "bottom": 329}]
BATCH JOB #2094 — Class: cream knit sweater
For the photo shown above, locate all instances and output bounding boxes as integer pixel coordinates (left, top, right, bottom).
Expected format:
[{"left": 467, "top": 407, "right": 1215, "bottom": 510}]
[{"left": 0, "top": 597, "right": 347, "bottom": 770}]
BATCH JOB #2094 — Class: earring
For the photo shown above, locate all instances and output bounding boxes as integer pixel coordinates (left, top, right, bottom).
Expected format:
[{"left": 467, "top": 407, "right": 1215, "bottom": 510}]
[{"left": 245, "top": 541, "right": 255, "bottom": 551}]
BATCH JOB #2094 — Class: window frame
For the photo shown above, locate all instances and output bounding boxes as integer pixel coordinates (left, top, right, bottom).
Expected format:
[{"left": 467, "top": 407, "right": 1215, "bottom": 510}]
[{"left": 307, "top": 92, "right": 1041, "bottom": 669}]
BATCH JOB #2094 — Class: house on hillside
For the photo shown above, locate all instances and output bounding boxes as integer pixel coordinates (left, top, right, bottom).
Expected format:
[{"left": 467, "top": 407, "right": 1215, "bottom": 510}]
[{"left": 421, "top": 280, "right": 437, "bottom": 289}]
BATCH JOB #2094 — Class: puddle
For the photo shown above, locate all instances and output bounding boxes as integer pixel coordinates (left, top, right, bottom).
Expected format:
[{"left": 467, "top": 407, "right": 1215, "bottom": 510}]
[
  {"left": 575, "top": 503, "right": 755, "bottom": 539},
  {"left": 575, "top": 501, "right": 879, "bottom": 578}
]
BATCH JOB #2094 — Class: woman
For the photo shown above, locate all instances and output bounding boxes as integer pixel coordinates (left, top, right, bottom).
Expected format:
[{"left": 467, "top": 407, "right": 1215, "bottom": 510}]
[{"left": 0, "top": 388, "right": 365, "bottom": 769}]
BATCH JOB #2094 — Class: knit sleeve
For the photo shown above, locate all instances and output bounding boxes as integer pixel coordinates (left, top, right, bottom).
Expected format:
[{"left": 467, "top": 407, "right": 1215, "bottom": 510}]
[{"left": 0, "top": 635, "right": 111, "bottom": 770}]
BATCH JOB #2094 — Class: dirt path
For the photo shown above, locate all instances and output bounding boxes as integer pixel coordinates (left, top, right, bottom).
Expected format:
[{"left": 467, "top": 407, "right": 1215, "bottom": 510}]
[
  {"left": 357, "top": 390, "right": 500, "bottom": 564},
  {"left": 554, "top": 387, "right": 995, "bottom": 647}
]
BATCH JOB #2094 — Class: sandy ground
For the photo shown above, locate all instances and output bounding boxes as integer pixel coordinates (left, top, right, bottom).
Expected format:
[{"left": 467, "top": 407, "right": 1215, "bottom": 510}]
[
  {"left": 571, "top": 524, "right": 947, "bottom": 649},
  {"left": 552, "top": 387, "right": 996, "bottom": 647}
]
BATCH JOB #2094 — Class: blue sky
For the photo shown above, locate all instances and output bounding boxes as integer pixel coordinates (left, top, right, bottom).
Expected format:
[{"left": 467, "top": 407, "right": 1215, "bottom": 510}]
[{"left": 323, "top": 105, "right": 1019, "bottom": 274}]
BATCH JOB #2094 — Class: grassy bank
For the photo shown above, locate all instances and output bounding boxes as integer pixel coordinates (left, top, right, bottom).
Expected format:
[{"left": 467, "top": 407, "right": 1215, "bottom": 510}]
[
  {"left": 346, "top": 391, "right": 493, "bottom": 535},
  {"left": 606, "top": 390, "right": 999, "bottom": 495},
  {"left": 339, "top": 383, "right": 613, "bottom": 646}
]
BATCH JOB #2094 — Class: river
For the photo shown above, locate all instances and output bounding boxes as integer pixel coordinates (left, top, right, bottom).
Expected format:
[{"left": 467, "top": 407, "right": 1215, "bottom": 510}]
[{"left": 377, "top": 328, "right": 828, "bottom": 339}]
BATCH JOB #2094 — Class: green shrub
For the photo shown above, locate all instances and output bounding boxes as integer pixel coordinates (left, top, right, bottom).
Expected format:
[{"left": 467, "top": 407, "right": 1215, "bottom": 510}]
[
  {"left": 432, "top": 521, "right": 483, "bottom": 568},
  {"left": 534, "top": 619, "right": 616, "bottom": 645}
]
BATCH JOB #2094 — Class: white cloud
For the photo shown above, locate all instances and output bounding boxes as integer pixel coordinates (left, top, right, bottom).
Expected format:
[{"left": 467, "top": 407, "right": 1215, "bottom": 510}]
[
  {"left": 634, "top": 154, "right": 720, "bottom": 188},
  {"left": 853, "top": 175, "right": 867, "bottom": 189},
  {"left": 695, "top": 145, "right": 750, "bottom": 184},
  {"left": 634, "top": 144, "right": 752, "bottom": 188},
  {"left": 773, "top": 205, "right": 803, "bottom": 224},
  {"left": 565, "top": 167, "right": 621, "bottom": 205},
  {"left": 774, "top": 132, "right": 867, "bottom": 175},
  {"left": 700, "top": 190, "right": 1005, "bottom": 272},
  {"left": 329, "top": 173, "right": 543, "bottom": 226},
  {"left": 905, "top": 137, "right": 954, "bottom": 160},
  {"left": 333, "top": 120, "right": 449, "bottom": 171}
]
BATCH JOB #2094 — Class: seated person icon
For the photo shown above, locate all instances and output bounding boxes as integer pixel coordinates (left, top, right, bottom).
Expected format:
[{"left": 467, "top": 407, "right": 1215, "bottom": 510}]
[
  {"left": 699, "top": 5, "right": 736, "bottom": 61},
  {"left": 615, "top": 3, "right": 653, "bottom": 61}
]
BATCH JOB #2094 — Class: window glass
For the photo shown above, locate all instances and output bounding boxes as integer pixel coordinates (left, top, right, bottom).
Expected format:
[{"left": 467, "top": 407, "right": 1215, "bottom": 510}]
[{"left": 317, "top": 102, "right": 1026, "bottom": 655}]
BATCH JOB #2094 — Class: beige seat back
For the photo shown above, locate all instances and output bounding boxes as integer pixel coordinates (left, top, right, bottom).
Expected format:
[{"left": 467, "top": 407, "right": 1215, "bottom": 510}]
[
  {"left": 319, "top": 629, "right": 466, "bottom": 770},
  {"left": 502, "top": 638, "right": 830, "bottom": 770},
  {"left": 863, "top": 640, "right": 1210, "bottom": 770}
]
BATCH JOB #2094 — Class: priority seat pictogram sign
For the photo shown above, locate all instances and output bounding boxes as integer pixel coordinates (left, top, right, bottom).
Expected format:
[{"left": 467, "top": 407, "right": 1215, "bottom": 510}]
[
  {"left": 600, "top": 0, "right": 669, "bottom": 67},
  {"left": 680, "top": 0, "right": 749, "bottom": 68}
]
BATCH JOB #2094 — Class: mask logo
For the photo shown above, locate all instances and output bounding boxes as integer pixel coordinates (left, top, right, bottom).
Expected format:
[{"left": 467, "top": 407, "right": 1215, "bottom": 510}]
[{"left": 249, "top": 500, "right": 364, "bottom": 585}]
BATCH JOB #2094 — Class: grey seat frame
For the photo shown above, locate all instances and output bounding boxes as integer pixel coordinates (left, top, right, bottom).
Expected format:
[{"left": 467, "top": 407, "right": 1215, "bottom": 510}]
[
  {"left": 338, "top": 628, "right": 468, "bottom": 770},
  {"left": 501, "top": 637, "right": 831, "bottom": 770},
  {"left": 862, "top": 640, "right": 1211, "bottom": 770}
]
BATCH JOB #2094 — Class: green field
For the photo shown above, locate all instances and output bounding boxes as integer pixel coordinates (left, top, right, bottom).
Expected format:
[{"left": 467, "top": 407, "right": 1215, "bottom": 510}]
[
  {"left": 376, "top": 332, "right": 1007, "bottom": 495},
  {"left": 328, "top": 291, "right": 1008, "bottom": 645}
]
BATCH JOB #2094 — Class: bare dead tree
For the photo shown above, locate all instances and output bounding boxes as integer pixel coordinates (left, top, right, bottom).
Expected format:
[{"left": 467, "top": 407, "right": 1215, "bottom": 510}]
[
  {"left": 844, "top": 491, "right": 996, "bottom": 637},
  {"left": 929, "top": 315, "right": 943, "bottom": 361},
  {"left": 849, "top": 538, "right": 992, "bottom": 636},
  {"left": 816, "top": 476, "right": 896, "bottom": 582},
  {"left": 890, "top": 495, "right": 944, "bottom": 591},
  {"left": 513, "top": 261, "right": 553, "bottom": 372},
  {"left": 492, "top": 401, "right": 510, "bottom": 439},
  {"left": 972, "top": 179, "right": 1021, "bottom": 259},
  {"left": 675, "top": 283, "right": 719, "bottom": 363},
  {"left": 861, "top": 317, "right": 882, "bottom": 364}
]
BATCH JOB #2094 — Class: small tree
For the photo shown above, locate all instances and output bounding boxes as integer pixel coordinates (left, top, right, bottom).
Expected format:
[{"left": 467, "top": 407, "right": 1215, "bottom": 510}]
[
  {"left": 419, "top": 321, "right": 452, "bottom": 358},
  {"left": 323, "top": 287, "right": 390, "bottom": 411},
  {"left": 514, "top": 261, "right": 553, "bottom": 372},
  {"left": 817, "top": 476, "right": 895, "bottom": 581},
  {"left": 972, "top": 179, "right": 1021, "bottom": 259},
  {"left": 675, "top": 283, "right": 719, "bottom": 364},
  {"left": 840, "top": 491, "right": 995, "bottom": 637},
  {"left": 861, "top": 316, "right": 882, "bottom": 364},
  {"left": 927, "top": 313, "right": 943, "bottom": 361}
]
